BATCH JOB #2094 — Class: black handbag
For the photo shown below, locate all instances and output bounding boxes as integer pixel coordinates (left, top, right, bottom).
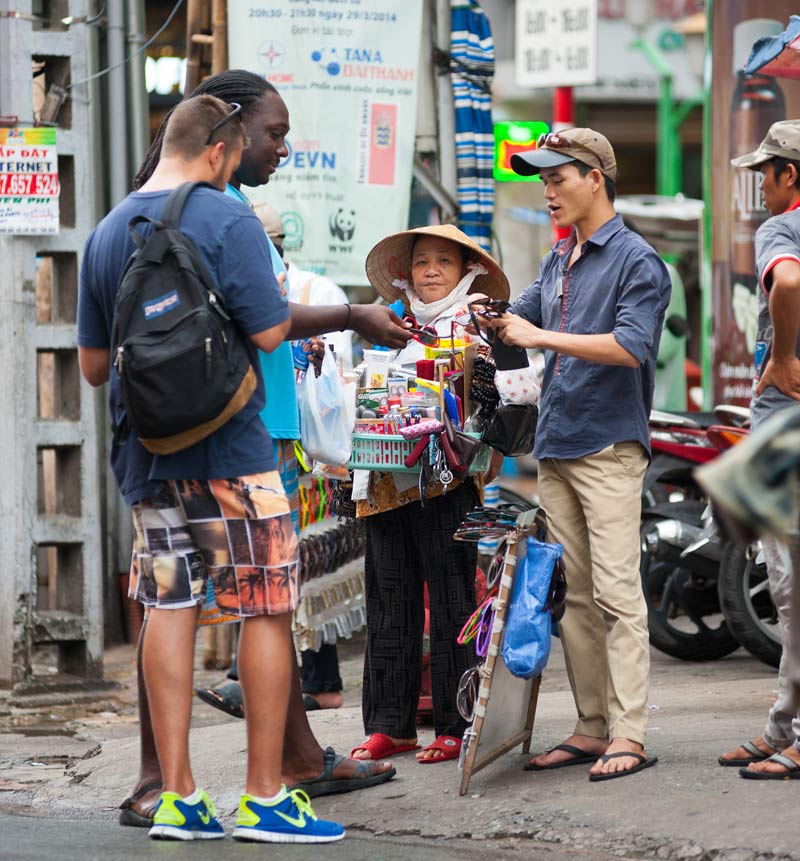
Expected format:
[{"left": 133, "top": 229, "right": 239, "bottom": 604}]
[
  {"left": 482, "top": 403, "right": 538, "bottom": 457},
  {"left": 441, "top": 413, "right": 485, "bottom": 479}
]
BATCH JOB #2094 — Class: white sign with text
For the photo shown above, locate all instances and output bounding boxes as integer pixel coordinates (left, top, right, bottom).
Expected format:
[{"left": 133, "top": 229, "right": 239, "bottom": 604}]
[{"left": 515, "top": 0, "right": 598, "bottom": 89}]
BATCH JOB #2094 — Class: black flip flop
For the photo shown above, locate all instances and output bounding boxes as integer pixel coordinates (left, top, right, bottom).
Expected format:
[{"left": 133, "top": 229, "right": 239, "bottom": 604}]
[
  {"left": 739, "top": 753, "right": 800, "bottom": 780},
  {"left": 524, "top": 743, "right": 600, "bottom": 771},
  {"left": 196, "top": 681, "right": 245, "bottom": 719},
  {"left": 718, "top": 740, "right": 774, "bottom": 767},
  {"left": 589, "top": 751, "right": 658, "bottom": 782},
  {"left": 118, "top": 780, "right": 162, "bottom": 828},
  {"left": 288, "top": 746, "right": 397, "bottom": 798}
]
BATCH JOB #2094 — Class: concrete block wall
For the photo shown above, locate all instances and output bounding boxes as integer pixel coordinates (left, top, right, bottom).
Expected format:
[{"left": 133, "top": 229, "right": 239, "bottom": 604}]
[{"left": 0, "top": 0, "right": 105, "bottom": 692}]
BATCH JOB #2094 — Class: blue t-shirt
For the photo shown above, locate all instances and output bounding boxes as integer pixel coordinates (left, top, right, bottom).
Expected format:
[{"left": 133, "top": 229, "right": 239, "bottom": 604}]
[
  {"left": 78, "top": 186, "right": 290, "bottom": 504},
  {"left": 224, "top": 184, "right": 300, "bottom": 440}
]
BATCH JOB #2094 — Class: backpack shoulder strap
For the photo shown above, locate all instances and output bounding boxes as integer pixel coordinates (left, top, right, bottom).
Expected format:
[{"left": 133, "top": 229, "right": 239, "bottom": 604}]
[
  {"left": 127, "top": 214, "right": 161, "bottom": 249},
  {"left": 160, "top": 181, "right": 215, "bottom": 229}
]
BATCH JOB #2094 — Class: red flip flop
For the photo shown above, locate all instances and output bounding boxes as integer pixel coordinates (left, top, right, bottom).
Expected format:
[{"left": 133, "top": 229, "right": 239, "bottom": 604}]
[
  {"left": 417, "top": 735, "right": 462, "bottom": 764},
  {"left": 350, "top": 733, "right": 421, "bottom": 760}
]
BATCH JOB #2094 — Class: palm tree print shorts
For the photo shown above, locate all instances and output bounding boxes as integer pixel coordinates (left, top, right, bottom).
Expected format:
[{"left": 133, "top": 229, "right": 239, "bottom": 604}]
[{"left": 128, "top": 472, "right": 299, "bottom": 617}]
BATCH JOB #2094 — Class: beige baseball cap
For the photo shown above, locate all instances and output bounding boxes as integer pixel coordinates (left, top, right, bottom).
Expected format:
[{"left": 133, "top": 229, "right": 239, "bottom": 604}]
[
  {"left": 511, "top": 127, "right": 618, "bottom": 182},
  {"left": 252, "top": 202, "right": 285, "bottom": 244},
  {"left": 731, "top": 120, "right": 800, "bottom": 170}
]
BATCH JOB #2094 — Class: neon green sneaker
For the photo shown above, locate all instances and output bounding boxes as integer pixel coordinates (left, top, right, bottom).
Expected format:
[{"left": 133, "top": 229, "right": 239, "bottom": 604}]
[
  {"left": 148, "top": 788, "right": 225, "bottom": 840},
  {"left": 232, "top": 787, "right": 345, "bottom": 843}
]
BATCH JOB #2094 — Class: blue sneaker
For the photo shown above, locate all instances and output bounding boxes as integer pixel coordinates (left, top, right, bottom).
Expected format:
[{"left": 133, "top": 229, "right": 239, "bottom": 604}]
[
  {"left": 148, "top": 788, "right": 225, "bottom": 840},
  {"left": 232, "top": 787, "right": 345, "bottom": 844}
]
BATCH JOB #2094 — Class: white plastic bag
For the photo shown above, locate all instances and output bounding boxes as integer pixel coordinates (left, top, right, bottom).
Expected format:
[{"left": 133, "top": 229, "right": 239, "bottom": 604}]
[{"left": 299, "top": 348, "right": 353, "bottom": 466}]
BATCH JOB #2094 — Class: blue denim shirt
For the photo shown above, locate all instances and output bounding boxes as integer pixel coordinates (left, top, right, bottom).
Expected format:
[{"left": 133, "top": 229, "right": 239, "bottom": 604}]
[{"left": 512, "top": 215, "right": 671, "bottom": 460}]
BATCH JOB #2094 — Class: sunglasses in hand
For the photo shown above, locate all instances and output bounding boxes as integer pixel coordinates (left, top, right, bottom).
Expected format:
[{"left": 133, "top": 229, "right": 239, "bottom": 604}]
[{"left": 403, "top": 316, "right": 440, "bottom": 347}]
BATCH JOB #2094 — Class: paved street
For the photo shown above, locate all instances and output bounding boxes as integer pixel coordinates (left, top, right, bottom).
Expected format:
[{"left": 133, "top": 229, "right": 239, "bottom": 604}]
[
  {"left": 1, "top": 634, "right": 798, "bottom": 861},
  {"left": 0, "top": 812, "right": 625, "bottom": 861}
]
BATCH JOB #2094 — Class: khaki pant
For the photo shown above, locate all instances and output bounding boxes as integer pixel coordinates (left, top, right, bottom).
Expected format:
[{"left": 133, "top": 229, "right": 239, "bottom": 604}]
[{"left": 538, "top": 442, "right": 650, "bottom": 744}]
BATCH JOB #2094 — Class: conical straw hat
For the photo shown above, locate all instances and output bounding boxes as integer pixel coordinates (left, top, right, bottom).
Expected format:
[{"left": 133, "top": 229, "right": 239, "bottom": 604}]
[{"left": 365, "top": 224, "right": 510, "bottom": 306}]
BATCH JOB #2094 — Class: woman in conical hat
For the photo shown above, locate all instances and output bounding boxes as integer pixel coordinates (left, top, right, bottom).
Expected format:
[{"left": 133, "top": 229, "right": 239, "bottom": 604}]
[{"left": 351, "top": 225, "right": 508, "bottom": 764}]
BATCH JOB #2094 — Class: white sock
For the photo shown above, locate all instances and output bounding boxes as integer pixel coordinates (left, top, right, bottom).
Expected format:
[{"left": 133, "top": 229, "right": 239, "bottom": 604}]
[
  {"left": 182, "top": 788, "right": 202, "bottom": 805},
  {"left": 248, "top": 785, "right": 287, "bottom": 806}
]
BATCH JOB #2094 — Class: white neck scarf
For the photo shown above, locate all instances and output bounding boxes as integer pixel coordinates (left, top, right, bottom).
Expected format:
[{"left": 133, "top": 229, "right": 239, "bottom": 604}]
[{"left": 393, "top": 262, "right": 488, "bottom": 325}]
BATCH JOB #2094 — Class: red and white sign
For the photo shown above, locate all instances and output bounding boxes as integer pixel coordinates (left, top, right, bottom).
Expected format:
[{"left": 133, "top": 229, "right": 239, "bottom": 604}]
[{"left": 0, "top": 127, "right": 60, "bottom": 234}]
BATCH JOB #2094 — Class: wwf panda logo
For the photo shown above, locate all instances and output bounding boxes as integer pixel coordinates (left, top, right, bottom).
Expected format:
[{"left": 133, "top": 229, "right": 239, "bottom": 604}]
[{"left": 329, "top": 208, "right": 355, "bottom": 241}]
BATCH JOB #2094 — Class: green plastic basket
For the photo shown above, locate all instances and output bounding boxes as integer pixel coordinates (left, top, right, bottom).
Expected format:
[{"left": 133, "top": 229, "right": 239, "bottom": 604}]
[{"left": 348, "top": 432, "right": 490, "bottom": 474}]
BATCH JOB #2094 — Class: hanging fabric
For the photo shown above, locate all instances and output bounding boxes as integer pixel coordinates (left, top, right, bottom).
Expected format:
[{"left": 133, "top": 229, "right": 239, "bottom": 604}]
[{"left": 450, "top": 0, "right": 495, "bottom": 252}]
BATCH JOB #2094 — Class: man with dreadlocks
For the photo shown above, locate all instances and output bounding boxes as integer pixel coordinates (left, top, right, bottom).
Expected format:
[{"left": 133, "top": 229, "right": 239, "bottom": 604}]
[{"left": 119, "top": 70, "right": 404, "bottom": 831}]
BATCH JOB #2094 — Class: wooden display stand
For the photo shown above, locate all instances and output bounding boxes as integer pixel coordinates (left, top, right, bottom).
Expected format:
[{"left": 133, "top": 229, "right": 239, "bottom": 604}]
[{"left": 459, "top": 511, "right": 542, "bottom": 796}]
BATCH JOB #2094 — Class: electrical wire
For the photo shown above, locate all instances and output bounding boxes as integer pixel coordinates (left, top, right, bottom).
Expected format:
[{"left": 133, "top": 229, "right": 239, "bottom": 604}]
[{"left": 67, "top": 0, "right": 185, "bottom": 92}]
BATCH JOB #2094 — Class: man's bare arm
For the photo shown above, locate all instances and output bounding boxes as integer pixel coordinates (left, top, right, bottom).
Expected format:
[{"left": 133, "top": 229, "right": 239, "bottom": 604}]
[
  {"left": 78, "top": 347, "right": 111, "bottom": 387},
  {"left": 756, "top": 259, "right": 800, "bottom": 400},
  {"left": 249, "top": 317, "right": 292, "bottom": 354},
  {"left": 287, "top": 303, "right": 411, "bottom": 349}
]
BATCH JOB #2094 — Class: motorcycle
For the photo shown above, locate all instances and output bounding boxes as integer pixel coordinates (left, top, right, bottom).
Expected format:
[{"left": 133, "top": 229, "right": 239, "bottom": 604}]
[
  {"left": 642, "top": 405, "right": 781, "bottom": 667},
  {"left": 640, "top": 407, "right": 746, "bottom": 661}
]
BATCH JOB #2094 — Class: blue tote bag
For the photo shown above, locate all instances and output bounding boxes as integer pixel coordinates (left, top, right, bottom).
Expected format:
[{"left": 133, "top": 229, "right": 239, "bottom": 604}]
[{"left": 502, "top": 537, "right": 564, "bottom": 679}]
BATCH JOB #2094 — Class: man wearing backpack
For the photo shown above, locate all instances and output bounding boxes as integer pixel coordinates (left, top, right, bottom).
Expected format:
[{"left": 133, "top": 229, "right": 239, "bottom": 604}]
[{"left": 78, "top": 95, "right": 344, "bottom": 843}]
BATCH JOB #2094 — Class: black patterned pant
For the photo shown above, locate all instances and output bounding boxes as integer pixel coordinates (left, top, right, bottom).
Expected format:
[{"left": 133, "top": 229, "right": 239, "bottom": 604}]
[{"left": 362, "top": 481, "right": 478, "bottom": 739}]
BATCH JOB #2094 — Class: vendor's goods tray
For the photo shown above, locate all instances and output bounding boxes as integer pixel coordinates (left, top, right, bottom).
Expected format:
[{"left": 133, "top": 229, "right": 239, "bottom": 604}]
[{"left": 348, "top": 432, "right": 489, "bottom": 473}]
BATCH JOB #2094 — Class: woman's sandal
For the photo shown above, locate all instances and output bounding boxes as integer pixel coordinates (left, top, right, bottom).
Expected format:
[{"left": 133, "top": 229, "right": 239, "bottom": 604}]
[
  {"left": 350, "top": 733, "right": 420, "bottom": 760},
  {"left": 417, "top": 735, "right": 462, "bottom": 764}
]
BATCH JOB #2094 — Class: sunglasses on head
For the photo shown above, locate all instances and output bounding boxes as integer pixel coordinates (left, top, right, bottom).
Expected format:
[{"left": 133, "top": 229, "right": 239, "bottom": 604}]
[
  {"left": 205, "top": 102, "right": 243, "bottom": 146},
  {"left": 537, "top": 132, "right": 609, "bottom": 173}
]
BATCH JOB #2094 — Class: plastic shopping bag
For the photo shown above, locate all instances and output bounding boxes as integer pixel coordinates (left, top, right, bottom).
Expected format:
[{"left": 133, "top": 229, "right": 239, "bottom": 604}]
[
  {"left": 501, "top": 537, "right": 564, "bottom": 679},
  {"left": 299, "top": 347, "right": 353, "bottom": 466}
]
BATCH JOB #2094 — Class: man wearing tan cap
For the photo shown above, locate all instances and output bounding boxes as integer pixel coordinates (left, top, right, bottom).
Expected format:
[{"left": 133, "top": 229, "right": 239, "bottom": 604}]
[
  {"left": 718, "top": 120, "right": 800, "bottom": 781},
  {"left": 491, "top": 128, "right": 671, "bottom": 780}
]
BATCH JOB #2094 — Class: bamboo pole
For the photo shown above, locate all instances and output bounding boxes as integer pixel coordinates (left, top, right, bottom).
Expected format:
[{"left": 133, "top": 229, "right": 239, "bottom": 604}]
[
  {"left": 212, "top": 0, "right": 228, "bottom": 75},
  {"left": 184, "top": 0, "right": 207, "bottom": 94}
]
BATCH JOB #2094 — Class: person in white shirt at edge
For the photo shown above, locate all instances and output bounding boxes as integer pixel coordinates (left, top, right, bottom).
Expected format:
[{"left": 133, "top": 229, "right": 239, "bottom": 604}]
[{"left": 254, "top": 202, "right": 353, "bottom": 368}]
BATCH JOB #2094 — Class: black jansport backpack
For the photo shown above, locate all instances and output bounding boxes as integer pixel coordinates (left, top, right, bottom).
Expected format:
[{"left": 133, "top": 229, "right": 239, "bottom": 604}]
[{"left": 113, "top": 182, "right": 256, "bottom": 455}]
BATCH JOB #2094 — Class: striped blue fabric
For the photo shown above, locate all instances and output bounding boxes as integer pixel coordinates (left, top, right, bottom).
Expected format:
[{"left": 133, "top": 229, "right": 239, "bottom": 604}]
[{"left": 450, "top": 0, "right": 495, "bottom": 252}]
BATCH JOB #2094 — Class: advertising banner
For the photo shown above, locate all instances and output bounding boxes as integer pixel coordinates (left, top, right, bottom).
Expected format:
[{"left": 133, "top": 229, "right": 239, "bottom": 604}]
[
  {"left": 227, "top": 0, "right": 423, "bottom": 285},
  {"left": 0, "top": 127, "right": 59, "bottom": 234},
  {"left": 710, "top": 3, "right": 800, "bottom": 405}
]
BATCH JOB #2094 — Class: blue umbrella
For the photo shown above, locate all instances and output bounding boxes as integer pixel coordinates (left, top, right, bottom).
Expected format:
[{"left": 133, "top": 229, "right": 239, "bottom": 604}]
[{"left": 450, "top": 0, "right": 495, "bottom": 252}]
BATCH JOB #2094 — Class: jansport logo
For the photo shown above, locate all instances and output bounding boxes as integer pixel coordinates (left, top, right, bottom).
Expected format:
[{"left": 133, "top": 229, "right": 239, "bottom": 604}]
[{"left": 143, "top": 290, "right": 180, "bottom": 319}]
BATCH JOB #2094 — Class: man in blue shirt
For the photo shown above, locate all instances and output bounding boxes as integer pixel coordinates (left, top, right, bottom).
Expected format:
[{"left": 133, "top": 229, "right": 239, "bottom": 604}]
[
  {"left": 117, "top": 70, "right": 401, "bottom": 830},
  {"left": 78, "top": 95, "right": 344, "bottom": 843},
  {"left": 493, "top": 128, "right": 671, "bottom": 780}
]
